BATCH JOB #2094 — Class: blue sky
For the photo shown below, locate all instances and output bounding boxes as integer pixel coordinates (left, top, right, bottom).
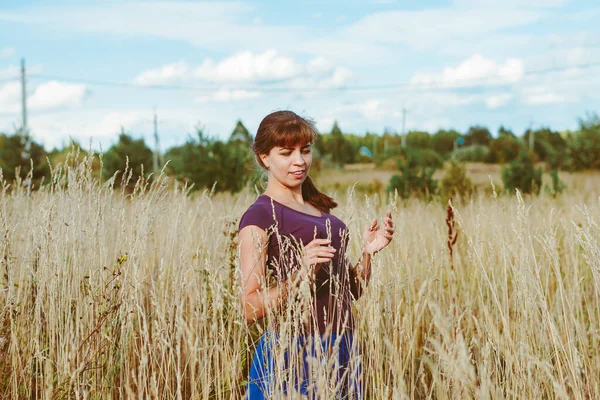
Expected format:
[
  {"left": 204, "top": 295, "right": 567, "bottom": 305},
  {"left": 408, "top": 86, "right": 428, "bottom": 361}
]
[{"left": 0, "top": 0, "right": 599, "bottom": 150}]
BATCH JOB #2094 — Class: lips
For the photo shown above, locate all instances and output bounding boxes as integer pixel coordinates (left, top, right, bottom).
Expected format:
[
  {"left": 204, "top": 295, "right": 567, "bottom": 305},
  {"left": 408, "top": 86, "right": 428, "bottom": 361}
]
[{"left": 290, "top": 170, "right": 305, "bottom": 177}]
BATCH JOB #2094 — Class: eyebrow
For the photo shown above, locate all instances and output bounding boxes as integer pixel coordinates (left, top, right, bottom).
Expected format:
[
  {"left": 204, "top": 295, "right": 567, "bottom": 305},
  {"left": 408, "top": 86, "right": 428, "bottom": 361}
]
[{"left": 278, "top": 144, "right": 312, "bottom": 150}]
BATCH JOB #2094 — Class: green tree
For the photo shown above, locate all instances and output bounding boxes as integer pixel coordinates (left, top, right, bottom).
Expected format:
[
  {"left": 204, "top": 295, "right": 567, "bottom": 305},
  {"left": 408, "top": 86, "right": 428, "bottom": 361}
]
[
  {"left": 229, "top": 120, "right": 252, "bottom": 144},
  {"left": 0, "top": 133, "right": 49, "bottom": 186},
  {"left": 464, "top": 125, "right": 492, "bottom": 146},
  {"left": 432, "top": 129, "right": 462, "bottom": 157},
  {"left": 166, "top": 126, "right": 252, "bottom": 193},
  {"left": 485, "top": 135, "right": 523, "bottom": 164},
  {"left": 406, "top": 131, "right": 432, "bottom": 149},
  {"left": 102, "top": 131, "right": 154, "bottom": 189},
  {"left": 501, "top": 149, "right": 542, "bottom": 195},
  {"left": 440, "top": 160, "right": 474, "bottom": 203},
  {"left": 387, "top": 149, "right": 438, "bottom": 200},
  {"left": 330, "top": 121, "right": 348, "bottom": 166}
]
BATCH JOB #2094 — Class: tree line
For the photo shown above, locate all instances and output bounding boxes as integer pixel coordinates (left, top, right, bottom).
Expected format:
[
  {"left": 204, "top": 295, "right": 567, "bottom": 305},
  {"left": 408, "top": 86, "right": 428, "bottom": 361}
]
[{"left": 0, "top": 113, "right": 599, "bottom": 194}]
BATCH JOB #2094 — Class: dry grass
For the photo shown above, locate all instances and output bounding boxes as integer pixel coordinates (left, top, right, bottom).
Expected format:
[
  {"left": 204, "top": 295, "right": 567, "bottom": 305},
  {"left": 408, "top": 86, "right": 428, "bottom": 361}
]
[{"left": 1, "top": 154, "right": 600, "bottom": 398}]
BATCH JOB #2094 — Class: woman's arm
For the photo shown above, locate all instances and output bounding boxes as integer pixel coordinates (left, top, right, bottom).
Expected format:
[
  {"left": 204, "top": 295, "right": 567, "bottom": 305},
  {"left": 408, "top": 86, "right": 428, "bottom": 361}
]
[
  {"left": 239, "top": 226, "right": 336, "bottom": 323},
  {"left": 238, "top": 225, "right": 287, "bottom": 324}
]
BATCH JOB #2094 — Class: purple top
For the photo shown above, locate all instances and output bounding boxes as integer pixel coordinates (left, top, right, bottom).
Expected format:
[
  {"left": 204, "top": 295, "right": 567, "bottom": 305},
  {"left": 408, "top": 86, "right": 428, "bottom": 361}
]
[{"left": 239, "top": 194, "right": 360, "bottom": 334}]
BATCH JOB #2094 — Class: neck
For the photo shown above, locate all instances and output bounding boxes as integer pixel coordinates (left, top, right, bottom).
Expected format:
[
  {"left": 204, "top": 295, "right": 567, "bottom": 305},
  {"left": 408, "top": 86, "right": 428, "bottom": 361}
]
[{"left": 265, "top": 179, "right": 304, "bottom": 205}]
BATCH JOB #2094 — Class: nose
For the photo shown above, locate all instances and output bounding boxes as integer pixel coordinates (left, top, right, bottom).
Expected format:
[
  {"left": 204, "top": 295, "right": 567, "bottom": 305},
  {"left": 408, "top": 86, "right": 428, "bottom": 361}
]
[{"left": 292, "top": 150, "right": 304, "bottom": 165}]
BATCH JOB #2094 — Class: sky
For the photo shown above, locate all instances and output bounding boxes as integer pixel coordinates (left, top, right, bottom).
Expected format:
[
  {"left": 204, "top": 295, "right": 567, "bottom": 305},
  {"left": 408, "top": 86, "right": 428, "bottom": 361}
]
[{"left": 0, "top": 0, "right": 599, "bottom": 150}]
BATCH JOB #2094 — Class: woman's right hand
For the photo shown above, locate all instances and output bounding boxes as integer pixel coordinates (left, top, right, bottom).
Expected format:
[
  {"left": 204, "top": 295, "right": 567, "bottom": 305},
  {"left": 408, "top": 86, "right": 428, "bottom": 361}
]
[
  {"left": 302, "top": 238, "right": 336, "bottom": 269},
  {"left": 288, "top": 239, "right": 335, "bottom": 287}
]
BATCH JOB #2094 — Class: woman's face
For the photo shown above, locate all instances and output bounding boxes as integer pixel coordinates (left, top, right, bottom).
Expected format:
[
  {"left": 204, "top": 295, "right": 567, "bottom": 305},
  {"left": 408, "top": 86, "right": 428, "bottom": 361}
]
[{"left": 261, "top": 143, "right": 312, "bottom": 190}]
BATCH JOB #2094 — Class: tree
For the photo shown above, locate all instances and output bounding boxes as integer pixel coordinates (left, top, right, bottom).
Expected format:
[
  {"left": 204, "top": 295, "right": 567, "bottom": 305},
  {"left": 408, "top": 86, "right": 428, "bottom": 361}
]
[
  {"left": 330, "top": 121, "right": 346, "bottom": 166},
  {"left": 387, "top": 148, "right": 438, "bottom": 200},
  {"left": 102, "top": 131, "right": 154, "bottom": 189},
  {"left": 464, "top": 125, "right": 492, "bottom": 146},
  {"left": 440, "top": 160, "right": 474, "bottom": 203},
  {"left": 406, "top": 131, "right": 432, "bottom": 149},
  {"left": 166, "top": 125, "right": 252, "bottom": 193},
  {"left": 501, "top": 149, "right": 542, "bottom": 195},
  {"left": 485, "top": 135, "right": 523, "bottom": 164},
  {"left": 432, "top": 129, "right": 462, "bottom": 157},
  {"left": 498, "top": 126, "right": 516, "bottom": 137},
  {"left": 229, "top": 120, "right": 252, "bottom": 144},
  {"left": 0, "top": 132, "right": 49, "bottom": 187}
]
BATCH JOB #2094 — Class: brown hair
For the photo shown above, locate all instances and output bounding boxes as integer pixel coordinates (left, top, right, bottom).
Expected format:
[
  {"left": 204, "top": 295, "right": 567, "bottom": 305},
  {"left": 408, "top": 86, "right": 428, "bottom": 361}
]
[{"left": 253, "top": 110, "right": 337, "bottom": 213}]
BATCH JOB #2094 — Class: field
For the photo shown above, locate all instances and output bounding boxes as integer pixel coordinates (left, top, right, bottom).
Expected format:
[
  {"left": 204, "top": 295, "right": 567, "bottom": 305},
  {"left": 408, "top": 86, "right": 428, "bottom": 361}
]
[{"left": 1, "top": 157, "right": 600, "bottom": 399}]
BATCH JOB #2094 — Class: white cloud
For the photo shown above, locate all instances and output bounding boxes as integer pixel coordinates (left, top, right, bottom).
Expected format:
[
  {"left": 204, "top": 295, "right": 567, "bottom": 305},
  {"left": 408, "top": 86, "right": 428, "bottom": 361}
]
[
  {"left": 195, "top": 89, "right": 262, "bottom": 103},
  {"left": 0, "top": 65, "right": 19, "bottom": 80},
  {"left": 410, "top": 54, "right": 524, "bottom": 88},
  {"left": 485, "top": 93, "right": 513, "bottom": 108},
  {"left": 133, "top": 51, "right": 352, "bottom": 92},
  {"left": 0, "top": 82, "right": 21, "bottom": 114},
  {"left": 522, "top": 87, "right": 569, "bottom": 105},
  {"left": 194, "top": 50, "right": 301, "bottom": 82},
  {"left": 134, "top": 61, "right": 189, "bottom": 86},
  {"left": 28, "top": 81, "right": 88, "bottom": 112},
  {"left": 0, "top": 47, "right": 15, "bottom": 58}
]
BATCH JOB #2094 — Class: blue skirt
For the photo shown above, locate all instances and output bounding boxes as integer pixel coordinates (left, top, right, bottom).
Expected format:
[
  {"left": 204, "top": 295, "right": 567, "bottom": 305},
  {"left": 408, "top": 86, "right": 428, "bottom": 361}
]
[{"left": 246, "top": 331, "right": 362, "bottom": 399}]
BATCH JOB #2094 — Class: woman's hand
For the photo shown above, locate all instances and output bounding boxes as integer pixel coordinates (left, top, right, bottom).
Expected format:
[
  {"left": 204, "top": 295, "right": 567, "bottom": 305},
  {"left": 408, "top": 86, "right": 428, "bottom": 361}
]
[
  {"left": 302, "top": 238, "right": 336, "bottom": 270},
  {"left": 289, "top": 239, "right": 335, "bottom": 286},
  {"left": 363, "top": 212, "right": 394, "bottom": 255}
]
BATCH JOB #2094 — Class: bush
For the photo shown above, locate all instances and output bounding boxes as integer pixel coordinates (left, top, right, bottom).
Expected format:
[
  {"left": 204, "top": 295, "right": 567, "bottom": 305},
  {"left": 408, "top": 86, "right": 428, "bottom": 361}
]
[
  {"left": 0, "top": 133, "right": 50, "bottom": 188},
  {"left": 501, "top": 149, "right": 542, "bottom": 195},
  {"left": 388, "top": 150, "right": 438, "bottom": 200},
  {"left": 485, "top": 135, "right": 523, "bottom": 164},
  {"left": 544, "top": 169, "right": 565, "bottom": 197},
  {"left": 439, "top": 160, "right": 474, "bottom": 203},
  {"left": 398, "top": 148, "right": 443, "bottom": 169},
  {"left": 451, "top": 145, "right": 489, "bottom": 163}
]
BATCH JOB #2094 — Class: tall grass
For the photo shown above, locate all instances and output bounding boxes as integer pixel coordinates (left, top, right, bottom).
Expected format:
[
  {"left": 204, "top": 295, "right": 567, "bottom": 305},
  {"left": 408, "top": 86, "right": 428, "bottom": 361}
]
[{"left": 0, "top": 153, "right": 599, "bottom": 398}]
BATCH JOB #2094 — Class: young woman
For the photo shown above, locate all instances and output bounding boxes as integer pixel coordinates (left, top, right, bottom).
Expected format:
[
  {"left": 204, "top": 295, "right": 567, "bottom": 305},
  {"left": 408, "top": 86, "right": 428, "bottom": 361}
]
[{"left": 238, "top": 110, "right": 394, "bottom": 399}]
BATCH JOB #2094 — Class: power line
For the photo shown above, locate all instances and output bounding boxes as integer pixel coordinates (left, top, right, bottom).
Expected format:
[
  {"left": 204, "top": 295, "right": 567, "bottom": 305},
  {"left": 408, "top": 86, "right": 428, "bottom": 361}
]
[{"left": 27, "top": 60, "right": 600, "bottom": 94}]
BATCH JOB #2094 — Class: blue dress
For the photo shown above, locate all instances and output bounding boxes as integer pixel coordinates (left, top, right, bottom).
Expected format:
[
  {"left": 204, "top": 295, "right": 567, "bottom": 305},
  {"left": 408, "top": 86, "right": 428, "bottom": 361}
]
[{"left": 246, "top": 331, "right": 362, "bottom": 399}]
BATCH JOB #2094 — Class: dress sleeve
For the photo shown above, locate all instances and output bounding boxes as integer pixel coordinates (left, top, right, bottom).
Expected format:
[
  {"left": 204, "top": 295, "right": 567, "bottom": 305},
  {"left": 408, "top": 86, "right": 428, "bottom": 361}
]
[{"left": 239, "top": 203, "right": 276, "bottom": 232}]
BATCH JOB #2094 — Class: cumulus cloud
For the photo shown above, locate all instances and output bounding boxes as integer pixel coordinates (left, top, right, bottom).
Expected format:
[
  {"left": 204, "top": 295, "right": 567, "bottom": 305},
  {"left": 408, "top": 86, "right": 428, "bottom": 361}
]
[
  {"left": 195, "top": 89, "right": 262, "bottom": 103},
  {"left": 29, "top": 81, "right": 88, "bottom": 111},
  {"left": 410, "top": 54, "right": 524, "bottom": 88},
  {"left": 0, "top": 47, "right": 15, "bottom": 58},
  {"left": 134, "top": 61, "right": 189, "bottom": 86},
  {"left": 522, "top": 87, "right": 569, "bottom": 105},
  {"left": 0, "top": 82, "right": 21, "bottom": 113},
  {"left": 133, "top": 51, "right": 352, "bottom": 92},
  {"left": 485, "top": 93, "right": 513, "bottom": 108},
  {"left": 194, "top": 50, "right": 301, "bottom": 82}
]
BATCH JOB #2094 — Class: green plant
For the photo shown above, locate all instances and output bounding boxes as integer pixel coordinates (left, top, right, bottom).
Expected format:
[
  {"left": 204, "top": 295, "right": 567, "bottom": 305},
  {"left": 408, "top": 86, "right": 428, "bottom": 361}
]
[
  {"left": 501, "top": 149, "right": 542, "bottom": 195},
  {"left": 439, "top": 160, "right": 474, "bottom": 203},
  {"left": 387, "top": 150, "right": 438, "bottom": 199}
]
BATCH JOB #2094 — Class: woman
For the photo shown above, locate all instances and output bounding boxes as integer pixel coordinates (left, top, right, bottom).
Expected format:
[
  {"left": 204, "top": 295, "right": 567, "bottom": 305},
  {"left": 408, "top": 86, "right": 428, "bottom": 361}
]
[{"left": 238, "top": 110, "right": 394, "bottom": 399}]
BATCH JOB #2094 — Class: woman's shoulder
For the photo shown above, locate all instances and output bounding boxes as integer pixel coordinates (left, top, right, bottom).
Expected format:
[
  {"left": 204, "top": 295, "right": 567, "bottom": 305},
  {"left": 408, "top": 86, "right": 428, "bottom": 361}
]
[{"left": 238, "top": 195, "right": 277, "bottom": 232}]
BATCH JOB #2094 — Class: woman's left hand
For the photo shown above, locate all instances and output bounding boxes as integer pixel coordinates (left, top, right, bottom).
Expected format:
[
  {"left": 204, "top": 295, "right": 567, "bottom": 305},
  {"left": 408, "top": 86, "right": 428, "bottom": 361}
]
[{"left": 363, "top": 212, "right": 394, "bottom": 255}]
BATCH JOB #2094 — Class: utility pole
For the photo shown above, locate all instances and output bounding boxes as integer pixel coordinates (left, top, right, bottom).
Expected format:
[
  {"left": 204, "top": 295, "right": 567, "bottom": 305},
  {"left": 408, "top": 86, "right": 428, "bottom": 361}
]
[
  {"left": 20, "top": 58, "right": 31, "bottom": 160},
  {"left": 153, "top": 109, "right": 160, "bottom": 174},
  {"left": 528, "top": 119, "right": 534, "bottom": 151},
  {"left": 401, "top": 107, "right": 408, "bottom": 148}
]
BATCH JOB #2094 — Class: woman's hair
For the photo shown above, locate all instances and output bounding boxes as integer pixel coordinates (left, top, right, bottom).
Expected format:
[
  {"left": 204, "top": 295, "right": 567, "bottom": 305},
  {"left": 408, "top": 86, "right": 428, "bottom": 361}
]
[{"left": 253, "top": 110, "right": 337, "bottom": 213}]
